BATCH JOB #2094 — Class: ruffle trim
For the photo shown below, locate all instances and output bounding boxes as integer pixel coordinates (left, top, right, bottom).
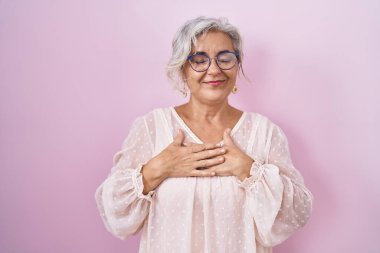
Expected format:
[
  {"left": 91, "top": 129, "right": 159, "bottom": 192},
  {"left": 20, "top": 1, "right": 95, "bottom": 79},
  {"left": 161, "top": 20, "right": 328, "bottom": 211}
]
[
  {"left": 235, "top": 158, "right": 265, "bottom": 189},
  {"left": 131, "top": 163, "right": 155, "bottom": 201}
]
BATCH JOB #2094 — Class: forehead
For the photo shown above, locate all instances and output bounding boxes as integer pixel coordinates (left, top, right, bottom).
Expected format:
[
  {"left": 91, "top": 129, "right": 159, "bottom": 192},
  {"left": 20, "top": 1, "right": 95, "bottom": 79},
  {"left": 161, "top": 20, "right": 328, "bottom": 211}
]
[{"left": 191, "top": 31, "right": 234, "bottom": 53}]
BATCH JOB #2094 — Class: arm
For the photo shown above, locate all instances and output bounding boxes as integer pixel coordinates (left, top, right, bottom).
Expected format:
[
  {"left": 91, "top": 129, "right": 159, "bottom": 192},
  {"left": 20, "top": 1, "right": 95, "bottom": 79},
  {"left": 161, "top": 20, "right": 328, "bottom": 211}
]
[
  {"left": 94, "top": 116, "right": 154, "bottom": 240},
  {"left": 95, "top": 118, "right": 224, "bottom": 240},
  {"left": 237, "top": 123, "right": 313, "bottom": 247}
]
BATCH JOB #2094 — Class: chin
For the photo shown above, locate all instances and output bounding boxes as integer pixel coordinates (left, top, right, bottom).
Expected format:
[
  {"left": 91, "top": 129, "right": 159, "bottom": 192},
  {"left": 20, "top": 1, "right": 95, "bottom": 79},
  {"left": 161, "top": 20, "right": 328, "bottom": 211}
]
[{"left": 196, "top": 90, "right": 230, "bottom": 104}]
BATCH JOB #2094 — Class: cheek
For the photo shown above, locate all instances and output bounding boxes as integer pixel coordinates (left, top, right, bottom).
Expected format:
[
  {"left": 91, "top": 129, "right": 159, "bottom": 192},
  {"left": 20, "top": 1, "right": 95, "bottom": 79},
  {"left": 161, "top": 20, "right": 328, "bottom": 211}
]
[
  {"left": 185, "top": 71, "right": 205, "bottom": 83},
  {"left": 225, "top": 69, "right": 238, "bottom": 82}
]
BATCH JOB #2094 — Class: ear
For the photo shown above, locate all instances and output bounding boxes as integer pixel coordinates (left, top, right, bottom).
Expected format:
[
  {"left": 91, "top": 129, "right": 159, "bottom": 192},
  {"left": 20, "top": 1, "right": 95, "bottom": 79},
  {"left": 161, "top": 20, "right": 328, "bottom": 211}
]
[
  {"left": 181, "top": 67, "right": 188, "bottom": 82},
  {"left": 181, "top": 61, "right": 189, "bottom": 73}
]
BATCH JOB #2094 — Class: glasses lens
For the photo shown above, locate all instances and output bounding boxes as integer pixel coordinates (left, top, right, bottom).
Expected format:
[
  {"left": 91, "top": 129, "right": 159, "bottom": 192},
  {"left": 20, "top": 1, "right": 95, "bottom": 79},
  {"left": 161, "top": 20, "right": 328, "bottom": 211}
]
[
  {"left": 217, "top": 52, "right": 237, "bottom": 70},
  {"left": 189, "top": 54, "right": 209, "bottom": 72}
]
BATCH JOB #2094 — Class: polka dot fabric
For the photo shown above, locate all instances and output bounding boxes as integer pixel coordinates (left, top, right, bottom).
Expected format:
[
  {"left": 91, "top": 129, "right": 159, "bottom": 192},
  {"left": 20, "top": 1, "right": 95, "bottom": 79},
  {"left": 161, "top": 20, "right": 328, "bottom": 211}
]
[{"left": 95, "top": 107, "right": 313, "bottom": 253}]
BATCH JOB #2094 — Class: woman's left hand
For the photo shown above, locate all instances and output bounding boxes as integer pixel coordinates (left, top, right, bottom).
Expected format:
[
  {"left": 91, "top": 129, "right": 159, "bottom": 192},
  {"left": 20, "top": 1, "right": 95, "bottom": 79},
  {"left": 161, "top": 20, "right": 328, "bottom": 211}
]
[{"left": 208, "top": 128, "right": 254, "bottom": 181}]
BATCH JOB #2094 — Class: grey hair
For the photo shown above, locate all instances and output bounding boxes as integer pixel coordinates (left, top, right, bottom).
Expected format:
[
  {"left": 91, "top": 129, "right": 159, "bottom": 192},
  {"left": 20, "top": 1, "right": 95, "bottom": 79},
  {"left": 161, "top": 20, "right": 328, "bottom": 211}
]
[{"left": 166, "top": 16, "right": 248, "bottom": 90}]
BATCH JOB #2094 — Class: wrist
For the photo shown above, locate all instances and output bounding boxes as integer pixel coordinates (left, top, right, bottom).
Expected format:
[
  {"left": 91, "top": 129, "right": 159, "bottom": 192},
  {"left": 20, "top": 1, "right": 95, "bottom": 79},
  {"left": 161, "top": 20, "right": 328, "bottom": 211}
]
[
  {"left": 148, "top": 158, "right": 169, "bottom": 181},
  {"left": 141, "top": 160, "right": 167, "bottom": 194},
  {"left": 237, "top": 157, "right": 254, "bottom": 181}
]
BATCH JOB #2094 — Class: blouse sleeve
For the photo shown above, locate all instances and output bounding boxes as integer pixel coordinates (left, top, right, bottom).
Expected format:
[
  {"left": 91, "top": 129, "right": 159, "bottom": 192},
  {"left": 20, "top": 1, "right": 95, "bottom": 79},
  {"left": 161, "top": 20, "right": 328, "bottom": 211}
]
[
  {"left": 236, "top": 123, "right": 313, "bottom": 247},
  {"left": 94, "top": 116, "right": 155, "bottom": 240}
]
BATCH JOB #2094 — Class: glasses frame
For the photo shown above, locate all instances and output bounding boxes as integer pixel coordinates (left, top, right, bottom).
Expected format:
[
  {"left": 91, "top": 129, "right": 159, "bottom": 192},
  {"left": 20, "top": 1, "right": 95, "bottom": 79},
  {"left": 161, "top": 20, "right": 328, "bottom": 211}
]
[{"left": 186, "top": 51, "right": 240, "bottom": 72}]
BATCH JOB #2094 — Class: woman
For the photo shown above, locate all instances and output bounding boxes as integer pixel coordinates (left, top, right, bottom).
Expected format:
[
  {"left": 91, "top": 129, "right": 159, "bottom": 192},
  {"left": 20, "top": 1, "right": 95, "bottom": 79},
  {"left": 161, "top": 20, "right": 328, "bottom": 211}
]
[{"left": 95, "top": 16, "right": 313, "bottom": 253}]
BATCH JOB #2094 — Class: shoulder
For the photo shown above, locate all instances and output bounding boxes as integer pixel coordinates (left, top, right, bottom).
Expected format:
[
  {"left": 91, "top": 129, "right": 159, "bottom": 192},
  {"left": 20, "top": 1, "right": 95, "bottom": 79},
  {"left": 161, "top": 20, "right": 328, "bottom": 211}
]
[
  {"left": 244, "top": 111, "right": 285, "bottom": 139},
  {"left": 128, "top": 106, "right": 173, "bottom": 130},
  {"left": 130, "top": 107, "right": 169, "bottom": 121},
  {"left": 245, "top": 111, "right": 278, "bottom": 128},
  {"left": 122, "top": 108, "right": 168, "bottom": 146},
  {"left": 135, "top": 106, "right": 172, "bottom": 122}
]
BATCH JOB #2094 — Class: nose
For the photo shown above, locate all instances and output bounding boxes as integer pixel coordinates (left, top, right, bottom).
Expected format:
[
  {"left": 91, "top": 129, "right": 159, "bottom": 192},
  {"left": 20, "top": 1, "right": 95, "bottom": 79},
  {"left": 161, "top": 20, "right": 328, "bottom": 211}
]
[{"left": 207, "top": 58, "right": 222, "bottom": 74}]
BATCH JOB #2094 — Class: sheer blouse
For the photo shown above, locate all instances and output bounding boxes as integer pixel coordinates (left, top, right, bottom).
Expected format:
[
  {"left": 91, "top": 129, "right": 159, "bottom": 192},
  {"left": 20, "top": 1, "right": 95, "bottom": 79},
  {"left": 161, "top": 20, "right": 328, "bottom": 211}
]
[{"left": 95, "top": 107, "right": 313, "bottom": 253}]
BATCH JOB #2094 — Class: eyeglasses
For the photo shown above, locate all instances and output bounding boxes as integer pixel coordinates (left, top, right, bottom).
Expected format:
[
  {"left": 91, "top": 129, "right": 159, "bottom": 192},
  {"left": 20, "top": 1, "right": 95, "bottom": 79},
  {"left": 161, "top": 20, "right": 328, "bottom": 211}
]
[{"left": 186, "top": 51, "right": 239, "bottom": 72}]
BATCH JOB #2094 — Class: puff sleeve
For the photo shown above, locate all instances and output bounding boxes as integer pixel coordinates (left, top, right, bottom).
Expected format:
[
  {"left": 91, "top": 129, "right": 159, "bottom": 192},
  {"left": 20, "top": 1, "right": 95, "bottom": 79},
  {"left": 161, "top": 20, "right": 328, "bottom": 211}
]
[
  {"left": 95, "top": 116, "right": 155, "bottom": 240},
  {"left": 236, "top": 123, "right": 313, "bottom": 247}
]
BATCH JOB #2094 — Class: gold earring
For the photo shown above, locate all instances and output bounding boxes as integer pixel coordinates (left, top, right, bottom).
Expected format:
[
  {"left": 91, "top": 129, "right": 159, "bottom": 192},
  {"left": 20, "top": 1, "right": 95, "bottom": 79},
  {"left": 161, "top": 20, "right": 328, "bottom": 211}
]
[
  {"left": 181, "top": 80, "right": 188, "bottom": 97},
  {"left": 232, "top": 85, "right": 238, "bottom": 94}
]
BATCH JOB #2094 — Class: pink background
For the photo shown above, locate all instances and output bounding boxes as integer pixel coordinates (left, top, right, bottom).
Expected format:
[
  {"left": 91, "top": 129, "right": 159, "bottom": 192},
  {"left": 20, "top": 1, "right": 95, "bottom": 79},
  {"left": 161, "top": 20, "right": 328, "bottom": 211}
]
[{"left": 1, "top": 0, "right": 379, "bottom": 252}]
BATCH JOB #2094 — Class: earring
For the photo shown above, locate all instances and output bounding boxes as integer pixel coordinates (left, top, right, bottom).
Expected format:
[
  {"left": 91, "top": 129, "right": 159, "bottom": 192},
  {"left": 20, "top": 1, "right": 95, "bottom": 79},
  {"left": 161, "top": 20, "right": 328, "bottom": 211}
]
[
  {"left": 181, "top": 79, "right": 188, "bottom": 97},
  {"left": 232, "top": 85, "right": 238, "bottom": 94}
]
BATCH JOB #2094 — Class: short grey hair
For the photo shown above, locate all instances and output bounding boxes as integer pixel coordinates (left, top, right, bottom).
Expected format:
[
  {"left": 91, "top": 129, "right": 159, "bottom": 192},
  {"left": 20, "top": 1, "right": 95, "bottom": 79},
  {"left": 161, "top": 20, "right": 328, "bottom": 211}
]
[{"left": 166, "top": 16, "right": 247, "bottom": 90}]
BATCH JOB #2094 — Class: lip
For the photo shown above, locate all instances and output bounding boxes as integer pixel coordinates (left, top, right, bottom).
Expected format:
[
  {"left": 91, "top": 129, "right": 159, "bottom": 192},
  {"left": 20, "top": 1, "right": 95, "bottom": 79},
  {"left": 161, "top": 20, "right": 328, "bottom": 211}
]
[{"left": 205, "top": 80, "right": 225, "bottom": 86}]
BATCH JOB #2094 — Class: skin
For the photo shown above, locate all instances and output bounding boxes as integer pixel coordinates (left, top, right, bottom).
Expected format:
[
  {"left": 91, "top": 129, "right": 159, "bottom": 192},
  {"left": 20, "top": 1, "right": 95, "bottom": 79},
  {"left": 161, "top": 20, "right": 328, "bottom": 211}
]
[{"left": 141, "top": 31, "right": 254, "bottom": 194}]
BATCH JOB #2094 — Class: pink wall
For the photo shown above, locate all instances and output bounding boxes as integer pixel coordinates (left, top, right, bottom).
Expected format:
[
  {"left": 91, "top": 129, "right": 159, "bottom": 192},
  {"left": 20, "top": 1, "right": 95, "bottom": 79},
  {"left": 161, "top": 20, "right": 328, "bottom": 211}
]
[{"left": 1, "top": 0, "right": 379, "bottom": 252}]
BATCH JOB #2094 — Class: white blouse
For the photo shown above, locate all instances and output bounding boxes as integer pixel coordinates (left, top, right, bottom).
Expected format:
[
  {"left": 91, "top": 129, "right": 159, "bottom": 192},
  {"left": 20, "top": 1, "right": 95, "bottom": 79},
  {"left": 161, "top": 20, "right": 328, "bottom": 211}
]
[{"left": 95, "top": 107, "right": 313, "bottom": 253}]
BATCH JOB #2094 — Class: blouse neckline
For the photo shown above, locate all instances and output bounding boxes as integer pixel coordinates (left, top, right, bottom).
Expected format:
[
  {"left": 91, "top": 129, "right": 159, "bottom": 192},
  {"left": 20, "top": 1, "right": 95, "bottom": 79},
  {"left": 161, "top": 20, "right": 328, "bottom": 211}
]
[{"left": 169, "top": 106, "right": 247, "bottom": 145}]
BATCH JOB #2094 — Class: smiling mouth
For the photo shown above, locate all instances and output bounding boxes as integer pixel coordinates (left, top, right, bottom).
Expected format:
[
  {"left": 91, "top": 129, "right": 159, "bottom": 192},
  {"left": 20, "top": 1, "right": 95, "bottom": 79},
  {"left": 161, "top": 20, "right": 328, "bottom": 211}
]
[{"left": 205, "top": 80, "right": 225, "bottom": 86}]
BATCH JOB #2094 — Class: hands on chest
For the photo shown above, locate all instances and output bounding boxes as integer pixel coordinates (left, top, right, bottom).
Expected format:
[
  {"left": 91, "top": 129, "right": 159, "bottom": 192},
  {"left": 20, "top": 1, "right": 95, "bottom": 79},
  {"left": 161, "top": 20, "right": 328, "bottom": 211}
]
[{"left": 141, "top": 128, "right": 254, "bottom": 194}]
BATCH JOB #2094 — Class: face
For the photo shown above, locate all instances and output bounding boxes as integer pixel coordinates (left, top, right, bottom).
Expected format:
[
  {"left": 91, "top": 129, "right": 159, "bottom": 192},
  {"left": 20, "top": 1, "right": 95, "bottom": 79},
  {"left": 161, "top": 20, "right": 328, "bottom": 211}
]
[{"left": 182, "top": 31, "right": 239, "bottom": 104}]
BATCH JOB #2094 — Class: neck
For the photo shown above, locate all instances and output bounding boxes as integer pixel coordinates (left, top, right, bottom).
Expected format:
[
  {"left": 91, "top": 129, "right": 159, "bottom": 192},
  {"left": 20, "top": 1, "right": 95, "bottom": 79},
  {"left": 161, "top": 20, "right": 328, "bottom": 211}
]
[{"left": 184, "top": 97, "right": 232, "bottom": 121}]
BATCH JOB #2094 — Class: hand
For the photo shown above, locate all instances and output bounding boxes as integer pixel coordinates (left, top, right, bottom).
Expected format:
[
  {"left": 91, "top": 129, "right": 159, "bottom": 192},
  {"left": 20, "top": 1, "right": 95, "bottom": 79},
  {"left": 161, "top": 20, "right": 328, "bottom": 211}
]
[
  {"left": 157, "top": 129, "right": 226, "bottom": 178},
  {"left": 208, "top": 128, "right": 254, "bottom": 181},
  {"left": 141, "top": 129, "right": 226, "bottom": 193}
]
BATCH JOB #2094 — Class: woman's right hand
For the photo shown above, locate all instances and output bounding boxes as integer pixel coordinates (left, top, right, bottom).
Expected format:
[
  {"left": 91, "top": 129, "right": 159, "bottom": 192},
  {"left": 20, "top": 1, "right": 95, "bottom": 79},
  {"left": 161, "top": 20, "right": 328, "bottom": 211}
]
[{"left": 141, "top": 129, "right": 225, "bottom": 194}]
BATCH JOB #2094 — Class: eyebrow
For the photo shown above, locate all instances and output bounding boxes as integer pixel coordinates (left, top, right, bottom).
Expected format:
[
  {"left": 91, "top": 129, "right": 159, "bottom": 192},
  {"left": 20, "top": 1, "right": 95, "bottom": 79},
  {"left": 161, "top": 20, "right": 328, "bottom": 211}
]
[{"left": 192, "top": 50, "right": 232, "bottom": 55}]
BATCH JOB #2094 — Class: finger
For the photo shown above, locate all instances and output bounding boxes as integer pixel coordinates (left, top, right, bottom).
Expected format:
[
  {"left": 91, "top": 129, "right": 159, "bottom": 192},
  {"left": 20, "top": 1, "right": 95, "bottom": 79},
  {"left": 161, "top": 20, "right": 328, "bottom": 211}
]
[
  {"left": 201, "top": 166, "right": 233, "bottom": 177},
  {"left": 195, "top": 156, "right": 225, "bottom": 168},
  {"left": 223, "top": 128, "right": 235, "bottom": 146},
  {"left": 190, "top": 169, "right": 215, "bottom": 177},
  {"left": 188, "top": 142, "right": 220, "bottom": 153},
  {"left": 192, "top": 147, "right": 226, "bottom": 161},
  {"left": 182, "top": 141, "right": 197, "bottom": 147},
  {"left": 173, "top": 129, "right": 185, "bottom": 146}
]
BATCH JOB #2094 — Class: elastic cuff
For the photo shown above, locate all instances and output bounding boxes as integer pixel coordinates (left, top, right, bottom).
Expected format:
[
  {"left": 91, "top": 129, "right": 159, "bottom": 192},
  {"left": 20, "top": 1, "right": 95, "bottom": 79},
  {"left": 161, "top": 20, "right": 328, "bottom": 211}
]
[
  {"left": 132, "top": 163, "right": 155, "bottom": 201},
  {"left": 236, "top": 159, "right": 265, "bottom": 189}
]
